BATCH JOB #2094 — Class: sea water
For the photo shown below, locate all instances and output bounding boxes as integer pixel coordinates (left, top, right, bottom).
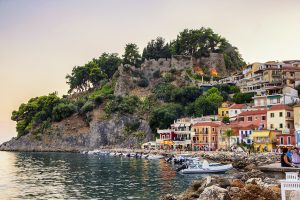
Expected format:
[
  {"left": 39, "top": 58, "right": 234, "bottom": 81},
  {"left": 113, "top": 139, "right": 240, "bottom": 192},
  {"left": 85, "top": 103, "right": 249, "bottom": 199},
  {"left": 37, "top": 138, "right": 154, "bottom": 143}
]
[{"left": 0, "top": 151, "right": 207, "bottom": 200}]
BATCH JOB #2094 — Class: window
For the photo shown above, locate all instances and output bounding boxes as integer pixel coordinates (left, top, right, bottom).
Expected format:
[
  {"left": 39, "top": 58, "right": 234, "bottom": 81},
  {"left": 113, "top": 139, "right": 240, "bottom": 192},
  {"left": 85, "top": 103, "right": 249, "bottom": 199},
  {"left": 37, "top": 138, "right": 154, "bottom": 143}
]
[
  {"left": 271, "top": 124, "right": 274, "bottom": 129},
  {"left": 222, "top": 111, "right": 224, "bottom": 116},
  {"left": 287, "top": 112, "right": 291, "bottom": 118},
  {"left": 239, "top": 117, "right": 244, "bottom": 121},
  {"left": 288, "top": 137, "right": 291, "bottom": 145},
  {"left": 277, "top": 98, "right": 280, "bottom": 103},
  {"left": 280, "top": 137, "right": 284, "bottom": 145},
  {"left": 270, "top": 113, "right": 274, "bottom": 118},
  {"left": 162, "top": 135, "right": 165, "bottom": 139},
  {"left": 262, "top": 116, "right": 266, "bottom": 120},
  {"left": 235, "top": 110, "right": 237, "bottom": 114},
  {"left": 280, "top": 123, "right": 283, "bottom": 128},
  {"left": 212, "top": 128, "right": 215, "bottom": 132},
  {"left": 248, "top": 117, "right": 252, "bottom": 121},
  {"left": 288, "top": 123, "right": 291, "bottom": 129},
  {"left": 279, "top": 112, "right": 283, "bottom": 117},
  {"left": 212, "top": 137, "right": 215, "bottom": 142}
]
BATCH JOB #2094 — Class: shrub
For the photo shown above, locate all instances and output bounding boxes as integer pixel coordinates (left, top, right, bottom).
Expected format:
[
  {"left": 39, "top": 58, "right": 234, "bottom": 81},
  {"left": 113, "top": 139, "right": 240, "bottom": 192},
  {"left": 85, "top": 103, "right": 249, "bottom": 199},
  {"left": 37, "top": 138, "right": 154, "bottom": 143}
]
[
  {"left": 153, "top": 70, "right": 160, "bottom": 78},
  {"left": 104, "top": 96, "right": 141, "bottom": 115},
  {"left": 163, "top": 72, "right": 175, "bottom": 82},
  {"left": 94, "top": 95, "right": 104, "bottom": 106},
  {"left": 149, "top": 103, "right": 184, "bottom": 132},
  {"left": 52, "top": 103, "right": 77, "bottom": 122},
  {"left": 80, "top": 101, "right": 94, "bottom": 114},
  {"left": 124, "top": 121, "right": 140, "bottom": 135},
  {"left": 137, "top": 78, "right": 149, "bottom": 87}
]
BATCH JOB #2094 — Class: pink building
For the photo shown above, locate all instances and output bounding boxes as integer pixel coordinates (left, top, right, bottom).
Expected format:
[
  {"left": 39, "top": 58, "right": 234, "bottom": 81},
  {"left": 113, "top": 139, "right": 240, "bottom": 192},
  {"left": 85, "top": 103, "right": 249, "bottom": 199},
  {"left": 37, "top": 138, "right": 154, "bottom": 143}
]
[{"left": 236, "top": 109, "right": 267, "bottom": 129}]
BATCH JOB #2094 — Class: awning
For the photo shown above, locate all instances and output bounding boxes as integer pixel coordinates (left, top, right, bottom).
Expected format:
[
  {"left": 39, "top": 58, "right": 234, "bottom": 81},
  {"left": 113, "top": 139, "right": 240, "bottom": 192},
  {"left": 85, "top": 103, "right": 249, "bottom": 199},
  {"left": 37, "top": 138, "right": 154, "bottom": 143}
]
[
  {"left": 160, "top": 140, "right": 174, "bottom": 145},
  {"left": 252, "top": 131, "right": 269, "bottom": 137},
  {"left": 267, "top": 95, "right": 281, "bottom": 99}
]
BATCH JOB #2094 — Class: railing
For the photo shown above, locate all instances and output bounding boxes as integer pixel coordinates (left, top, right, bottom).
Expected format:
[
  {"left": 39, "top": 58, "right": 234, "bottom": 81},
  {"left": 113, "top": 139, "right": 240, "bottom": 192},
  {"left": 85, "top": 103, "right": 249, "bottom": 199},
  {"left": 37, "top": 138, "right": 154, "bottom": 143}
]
[{"left": 280, "top": 172, "right": 300, "bottom": 200}]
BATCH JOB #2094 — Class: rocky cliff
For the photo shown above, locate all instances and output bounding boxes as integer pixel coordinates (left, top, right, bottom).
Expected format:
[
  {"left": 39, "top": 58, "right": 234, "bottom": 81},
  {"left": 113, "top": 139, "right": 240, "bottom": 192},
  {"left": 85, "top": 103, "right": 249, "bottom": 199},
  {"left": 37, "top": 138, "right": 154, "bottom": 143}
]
[{"left": 0, "top": 113, "right": 153, "bottom": 152}]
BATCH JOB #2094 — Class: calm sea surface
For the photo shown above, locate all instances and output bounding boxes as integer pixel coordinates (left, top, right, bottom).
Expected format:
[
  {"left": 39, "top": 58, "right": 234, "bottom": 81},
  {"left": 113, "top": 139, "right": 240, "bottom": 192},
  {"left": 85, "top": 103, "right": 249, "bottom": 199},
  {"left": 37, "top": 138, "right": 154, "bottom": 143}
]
[{"left": 0, "top": 151, "right": 209, "bottom": 200}]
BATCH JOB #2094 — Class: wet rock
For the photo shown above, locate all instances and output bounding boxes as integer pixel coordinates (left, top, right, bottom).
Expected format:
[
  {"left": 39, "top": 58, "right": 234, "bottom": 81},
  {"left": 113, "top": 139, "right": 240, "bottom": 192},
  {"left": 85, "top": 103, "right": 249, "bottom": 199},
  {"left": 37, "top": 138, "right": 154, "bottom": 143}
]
[{"left": 198, "top": 185, "right": 231, "bottom": 200}]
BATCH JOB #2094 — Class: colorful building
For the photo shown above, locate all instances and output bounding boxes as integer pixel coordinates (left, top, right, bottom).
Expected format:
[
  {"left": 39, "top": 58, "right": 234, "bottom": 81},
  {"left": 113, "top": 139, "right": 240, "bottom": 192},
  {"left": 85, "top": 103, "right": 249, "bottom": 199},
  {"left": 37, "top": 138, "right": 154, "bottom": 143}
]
[
  {"left": 218, "top": 102, "right": 232, "bottom": 119},
  {"left": 228, "top": 103, "right": 250, "bottom": 119},
  {"left": 235, "top": 109, "right": 267, "bottom": 129},
  {"left": 192, "top": 122, "right": 221, "bottom": 151},
  {"left": 267, "top": 105, "right": 294, "bottom": 133},
  {"left": 276, "top": 131, "right": 295, "bottom": 148},
  {"left": 252, "top": 130, "right": 278, "bottom": 152},
  {"left": 239, "top": 124, "right": 259, "bottom": 145},
  {"left": 293, "top": 105, "right": 300, "bottom": 147}
]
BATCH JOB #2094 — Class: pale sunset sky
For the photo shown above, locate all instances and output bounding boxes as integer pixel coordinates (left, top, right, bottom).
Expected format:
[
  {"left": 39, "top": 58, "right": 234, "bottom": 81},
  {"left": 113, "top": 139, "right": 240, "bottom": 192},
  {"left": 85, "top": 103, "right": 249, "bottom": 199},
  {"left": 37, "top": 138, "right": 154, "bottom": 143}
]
[{"left": 0, "top": 0, "right": 300, "bottom": 144}]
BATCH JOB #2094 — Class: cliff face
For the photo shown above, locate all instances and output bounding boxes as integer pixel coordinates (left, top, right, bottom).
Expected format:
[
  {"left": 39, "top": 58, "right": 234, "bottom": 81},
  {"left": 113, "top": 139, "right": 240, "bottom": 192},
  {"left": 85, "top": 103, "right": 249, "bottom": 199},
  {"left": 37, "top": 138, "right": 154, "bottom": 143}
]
[{"left": 0, "top": 114, "right": 153, "bottom": 152}]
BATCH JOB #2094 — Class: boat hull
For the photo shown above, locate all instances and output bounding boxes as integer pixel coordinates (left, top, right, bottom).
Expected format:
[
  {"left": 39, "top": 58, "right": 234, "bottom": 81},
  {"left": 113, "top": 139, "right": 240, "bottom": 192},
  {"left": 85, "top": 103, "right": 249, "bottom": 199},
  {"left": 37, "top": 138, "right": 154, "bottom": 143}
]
[{"left": 180, "top": 164, "right": 233, "bottom": 174}]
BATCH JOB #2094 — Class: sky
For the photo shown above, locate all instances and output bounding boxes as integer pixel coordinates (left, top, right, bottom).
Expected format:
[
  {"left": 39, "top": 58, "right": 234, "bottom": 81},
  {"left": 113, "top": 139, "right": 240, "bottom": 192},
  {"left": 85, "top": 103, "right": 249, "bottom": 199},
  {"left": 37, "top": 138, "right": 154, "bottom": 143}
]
[{"left": 0, "top": 0, "right": 300, "bottom": 144}]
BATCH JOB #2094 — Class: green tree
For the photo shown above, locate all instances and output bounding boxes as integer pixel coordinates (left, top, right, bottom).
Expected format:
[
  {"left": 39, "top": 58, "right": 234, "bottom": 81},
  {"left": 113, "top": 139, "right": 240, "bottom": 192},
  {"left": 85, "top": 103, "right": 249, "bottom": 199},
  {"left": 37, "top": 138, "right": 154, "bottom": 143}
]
[
  {"left": 11, "top": 93, "right": 62, "bottom": 137},
  {"left": 172, "top": 86, "right": 202, "bottom": 105},
  {"left": 222, "top": 116, "right": 230, "bottom": 124},
  {"left": 142, "top": 37, "right": 172, "bottom": 60},
  {"left": 123, "top": 43, "right": 141, "bottom": 66},
  {"left": 171, "top": 27, "right": 245, "bottom": 69},
  {"left": 225, "top": 129, "right": 233, "bottom": 148},
  {"left": 232, "top": 92, "right": 255, "bottom": 104},
  {"left": 152, "top": 82, "right": 176, "bottom": 102},
  {"left": 66, "top": 53, "right": 122, "bottom": 93},
  {"left": 149, "top": 103, "right": 183, "bottom": 132},
  {"left": 52, "top": 103, "right": 77, "bottom": 122}
]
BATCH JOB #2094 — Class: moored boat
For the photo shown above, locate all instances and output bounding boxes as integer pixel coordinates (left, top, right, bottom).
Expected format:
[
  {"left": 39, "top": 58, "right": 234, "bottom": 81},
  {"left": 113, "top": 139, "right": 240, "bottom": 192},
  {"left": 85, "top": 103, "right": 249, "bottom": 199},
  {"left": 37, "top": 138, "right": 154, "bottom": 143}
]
[{"left": 179, "top": 160, "right": 233, "bottom": 174}]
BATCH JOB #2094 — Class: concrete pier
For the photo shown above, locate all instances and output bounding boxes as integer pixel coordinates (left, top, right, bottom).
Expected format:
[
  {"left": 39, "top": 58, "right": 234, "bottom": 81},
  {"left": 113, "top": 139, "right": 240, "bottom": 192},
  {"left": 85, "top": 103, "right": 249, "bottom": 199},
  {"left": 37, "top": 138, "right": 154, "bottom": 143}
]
[{"left": 259, "top": 163, "right": 300, "bottom": 172}]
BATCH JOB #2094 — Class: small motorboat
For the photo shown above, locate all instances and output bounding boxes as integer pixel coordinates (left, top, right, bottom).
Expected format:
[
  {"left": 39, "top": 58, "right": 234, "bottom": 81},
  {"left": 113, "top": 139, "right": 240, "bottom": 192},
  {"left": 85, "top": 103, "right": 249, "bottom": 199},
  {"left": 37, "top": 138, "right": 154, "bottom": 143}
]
[
  {"left": 145, "top": 155, "right": 165, "bottom": 160},
  {"left": 179, "top": 160, "right": 233, "bottom": 174}
]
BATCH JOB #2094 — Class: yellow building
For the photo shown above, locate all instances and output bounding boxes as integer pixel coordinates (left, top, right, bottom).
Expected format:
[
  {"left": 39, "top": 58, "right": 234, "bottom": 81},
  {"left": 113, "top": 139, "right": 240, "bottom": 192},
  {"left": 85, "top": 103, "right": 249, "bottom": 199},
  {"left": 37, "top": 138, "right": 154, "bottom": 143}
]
[
  {"left": 192, "top": 122, "right": 220, "bottom": 151},
  {"left": 267, "top": 105, "right": 294, "bottom": 133},
  {"left": 294, "top": 104, "right": 300, "bottom": 129},
  {"left": 252, "top": 130, "right": 278, "bottom": 152},
  {"left": 218, "top": 102, "right": 232, "bottom": 119},
  {"left": 262, "top": 68, "right": 282, "bottom": 83}
]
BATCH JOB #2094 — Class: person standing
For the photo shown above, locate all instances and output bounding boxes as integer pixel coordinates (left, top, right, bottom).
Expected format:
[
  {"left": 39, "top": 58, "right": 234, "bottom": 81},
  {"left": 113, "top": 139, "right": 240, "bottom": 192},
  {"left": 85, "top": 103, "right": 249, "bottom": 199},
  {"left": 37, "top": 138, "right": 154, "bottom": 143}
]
[
  {"left": 281, "top": 147, "right": 294, "bottom": 167},
  {"left": 291, "top": 147, "right": 300, "bottom": 167}
]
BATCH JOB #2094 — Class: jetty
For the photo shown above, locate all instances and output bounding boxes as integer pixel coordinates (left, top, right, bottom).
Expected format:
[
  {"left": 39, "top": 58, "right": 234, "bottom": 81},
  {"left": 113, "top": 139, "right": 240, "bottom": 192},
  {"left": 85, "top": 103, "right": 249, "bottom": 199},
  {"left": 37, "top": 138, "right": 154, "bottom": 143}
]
[{"left": 259, "top": 162, "right": 300, "bottom": 172}]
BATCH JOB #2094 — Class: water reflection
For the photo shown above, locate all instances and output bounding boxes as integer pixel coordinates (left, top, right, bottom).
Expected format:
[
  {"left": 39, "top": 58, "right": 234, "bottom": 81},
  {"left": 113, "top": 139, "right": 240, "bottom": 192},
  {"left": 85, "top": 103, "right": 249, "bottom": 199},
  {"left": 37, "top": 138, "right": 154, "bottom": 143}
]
[{"left": 0, "top": 152, "right": 200, "bottom": 200}]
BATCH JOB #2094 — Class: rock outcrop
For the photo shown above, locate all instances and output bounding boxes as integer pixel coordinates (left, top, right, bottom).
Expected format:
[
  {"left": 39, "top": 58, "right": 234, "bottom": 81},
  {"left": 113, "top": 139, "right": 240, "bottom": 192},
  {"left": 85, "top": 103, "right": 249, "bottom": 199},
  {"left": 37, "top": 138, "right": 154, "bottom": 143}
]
[
  {"left": 0, "top": 114, "right": 153, "bottom": 152},
  {"left": 160, "top": 171, "right": 281, "bottom": 200}
]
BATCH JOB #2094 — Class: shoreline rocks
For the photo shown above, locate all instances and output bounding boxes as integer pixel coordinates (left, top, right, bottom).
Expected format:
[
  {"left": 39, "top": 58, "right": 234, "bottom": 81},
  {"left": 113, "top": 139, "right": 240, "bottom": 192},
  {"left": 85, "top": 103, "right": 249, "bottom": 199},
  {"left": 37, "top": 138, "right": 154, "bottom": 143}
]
[{"left": 160, "top": 170, "right": 281, "bottom": 200}]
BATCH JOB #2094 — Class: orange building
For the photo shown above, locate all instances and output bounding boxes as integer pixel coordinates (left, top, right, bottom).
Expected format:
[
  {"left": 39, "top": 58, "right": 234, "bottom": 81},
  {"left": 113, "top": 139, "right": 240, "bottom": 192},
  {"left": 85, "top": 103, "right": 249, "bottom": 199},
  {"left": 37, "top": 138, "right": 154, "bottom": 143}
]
[{"left": 192, "top": 122, "right": 221, "bottom": 151}]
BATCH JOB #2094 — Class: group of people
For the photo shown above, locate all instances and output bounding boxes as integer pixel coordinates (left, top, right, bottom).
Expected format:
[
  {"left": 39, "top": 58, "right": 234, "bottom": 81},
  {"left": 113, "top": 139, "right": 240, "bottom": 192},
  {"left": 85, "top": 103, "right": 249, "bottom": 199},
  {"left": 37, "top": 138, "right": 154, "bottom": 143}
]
[{"left": 281, "top": 147, "right": 300, "bottom": 167}]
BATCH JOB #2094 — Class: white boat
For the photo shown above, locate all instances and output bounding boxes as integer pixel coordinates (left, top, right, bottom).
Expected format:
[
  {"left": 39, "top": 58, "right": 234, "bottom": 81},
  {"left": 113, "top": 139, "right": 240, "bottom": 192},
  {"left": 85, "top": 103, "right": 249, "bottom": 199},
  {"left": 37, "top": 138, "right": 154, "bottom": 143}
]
[
  {"left": 146, "top": 155, "right": 165, "bottom": 160},
  {"left": 180, "top": 160, "right": 233, "bottom": 174}
]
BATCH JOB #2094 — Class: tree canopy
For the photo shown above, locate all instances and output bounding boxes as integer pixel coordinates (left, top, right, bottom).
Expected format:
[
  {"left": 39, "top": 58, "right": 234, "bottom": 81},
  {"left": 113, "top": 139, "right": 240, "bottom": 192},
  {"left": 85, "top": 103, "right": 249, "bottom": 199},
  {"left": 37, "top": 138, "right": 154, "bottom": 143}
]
[
  {"left": 66, "top": 53, "right": 122, "bottom": 93},
  {"left": 142, "top": 37, "right": 172, "bottom": 60},
  {"left": 123, "top": 43, "right": 141, "bottom": 67}
]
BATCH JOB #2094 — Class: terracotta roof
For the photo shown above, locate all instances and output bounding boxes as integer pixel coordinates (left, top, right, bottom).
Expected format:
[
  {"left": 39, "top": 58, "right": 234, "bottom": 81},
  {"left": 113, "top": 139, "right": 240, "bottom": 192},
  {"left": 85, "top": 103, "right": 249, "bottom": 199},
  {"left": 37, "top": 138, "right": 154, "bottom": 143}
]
[
  {"left": 193, "top": 122, "right": 221, "bottom": 127},
  {"left": 230, "top": 104, "right": 246, "bottom": 109},
  {"left": 238, "top": 109, "right": 267, "bottom": 116},
  {"left": 268, "top": 104, "right": 293, "bottom": 111},
  {"left": 294, "top": 104, "right": 300, "bottom": 108}
]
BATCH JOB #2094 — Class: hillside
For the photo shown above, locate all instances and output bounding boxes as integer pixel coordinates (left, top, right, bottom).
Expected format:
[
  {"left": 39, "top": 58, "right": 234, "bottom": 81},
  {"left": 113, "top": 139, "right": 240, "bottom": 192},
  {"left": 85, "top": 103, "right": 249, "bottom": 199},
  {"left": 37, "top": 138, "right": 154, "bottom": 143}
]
[{"left": 0, "top": 27, "right": 246, "bottom": 152}]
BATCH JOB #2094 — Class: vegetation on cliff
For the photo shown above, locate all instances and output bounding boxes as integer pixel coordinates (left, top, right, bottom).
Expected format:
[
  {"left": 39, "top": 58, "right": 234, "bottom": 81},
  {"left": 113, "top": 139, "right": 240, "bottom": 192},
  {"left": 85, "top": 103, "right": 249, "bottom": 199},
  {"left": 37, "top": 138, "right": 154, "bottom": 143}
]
[{"left": 11, "top": 27, "right": 248, "bottom": 139}]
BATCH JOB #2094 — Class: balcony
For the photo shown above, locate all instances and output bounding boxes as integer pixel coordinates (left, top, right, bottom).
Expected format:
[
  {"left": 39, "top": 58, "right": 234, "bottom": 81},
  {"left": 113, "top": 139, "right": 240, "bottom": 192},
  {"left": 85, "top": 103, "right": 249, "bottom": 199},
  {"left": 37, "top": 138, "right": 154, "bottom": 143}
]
[
  {"left": 175, "top": 130, "right": 194, "bottom": 135},
  {"left": 286, "top": 116, "right": 293, "bottom": 121}
]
